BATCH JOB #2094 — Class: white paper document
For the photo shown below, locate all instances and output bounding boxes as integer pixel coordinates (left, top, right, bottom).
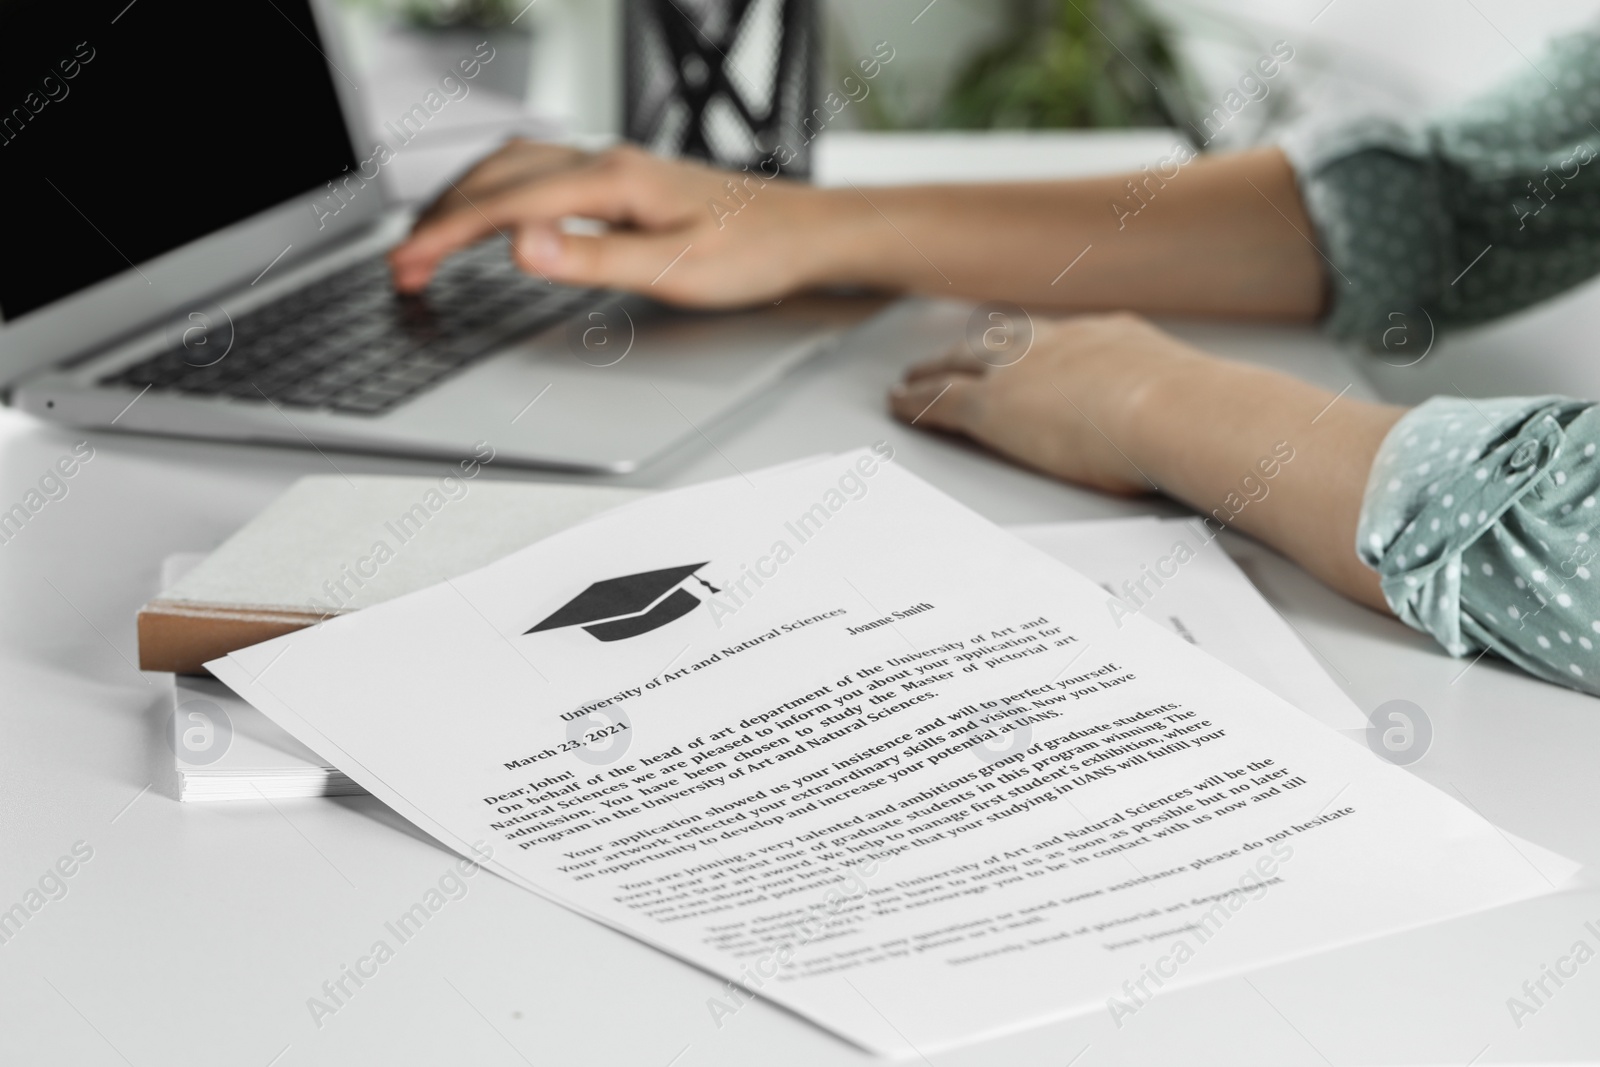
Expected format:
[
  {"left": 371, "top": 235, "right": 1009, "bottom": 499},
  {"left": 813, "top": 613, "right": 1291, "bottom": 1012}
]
[
  {"left": 167, "top": 519, "right": 1355, "bottom": 801},
  {"left": 1010, "top": 518, "right": 1366, "bottom": 731},
  {"left": 212, "top": 451, "right": 1562, "bottom": 1056}
]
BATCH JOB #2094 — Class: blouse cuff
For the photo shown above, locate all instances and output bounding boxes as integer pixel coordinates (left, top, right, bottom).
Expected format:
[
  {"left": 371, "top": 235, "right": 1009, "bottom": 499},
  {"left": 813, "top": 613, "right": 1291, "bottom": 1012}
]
[{"left": 1358, "top": 395, "right": 1600, "bottom": 691}]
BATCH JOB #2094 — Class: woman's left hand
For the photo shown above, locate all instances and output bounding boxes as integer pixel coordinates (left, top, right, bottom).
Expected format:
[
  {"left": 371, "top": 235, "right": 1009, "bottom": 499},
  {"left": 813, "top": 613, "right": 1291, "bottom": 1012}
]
[{"left": 888, "top": 312, "right": 1203, "bottom": 495}]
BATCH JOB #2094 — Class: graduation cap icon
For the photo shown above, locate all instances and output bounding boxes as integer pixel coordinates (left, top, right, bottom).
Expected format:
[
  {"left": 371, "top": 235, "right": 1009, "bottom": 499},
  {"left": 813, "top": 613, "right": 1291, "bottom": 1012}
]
[{"left": 525, "top": 563, "right": 719, "bottom": 642}]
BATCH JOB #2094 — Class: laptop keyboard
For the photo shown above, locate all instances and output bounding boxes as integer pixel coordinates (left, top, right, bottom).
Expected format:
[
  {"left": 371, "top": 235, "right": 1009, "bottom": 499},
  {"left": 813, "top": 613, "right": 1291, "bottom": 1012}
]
[{"left": 100, "top": 240, "right": 594, "bottom": 416}]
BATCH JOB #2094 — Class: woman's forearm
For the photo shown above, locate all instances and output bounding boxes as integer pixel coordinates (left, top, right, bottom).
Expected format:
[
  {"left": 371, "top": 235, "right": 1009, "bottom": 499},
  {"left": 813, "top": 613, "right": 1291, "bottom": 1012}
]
[
  {"left": 1112, "top": 353, "right": 1403, "bottom": 612},
  {"left": 806, "top": 147, "right": 1327, "bottom": 321},
  {"left": 889, "top": 315, "right": 1402, "bottom": 613}
]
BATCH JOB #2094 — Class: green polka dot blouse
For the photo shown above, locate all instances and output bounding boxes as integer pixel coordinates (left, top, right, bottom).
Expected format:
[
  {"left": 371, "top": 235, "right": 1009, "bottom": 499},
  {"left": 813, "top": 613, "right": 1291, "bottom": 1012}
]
[
  {"left": 1284, "top": 26, "right": 1600, "bottom": 694},
  {"left": 1356, "top": 396, "right": 1600, "bottom": 692}
]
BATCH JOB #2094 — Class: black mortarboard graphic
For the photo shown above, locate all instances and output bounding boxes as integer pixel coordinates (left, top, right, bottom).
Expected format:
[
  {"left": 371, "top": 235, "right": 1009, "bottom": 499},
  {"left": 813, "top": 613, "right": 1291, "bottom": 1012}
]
[{"left": 526, "top": 563, "right": 719, "bottom": 642}]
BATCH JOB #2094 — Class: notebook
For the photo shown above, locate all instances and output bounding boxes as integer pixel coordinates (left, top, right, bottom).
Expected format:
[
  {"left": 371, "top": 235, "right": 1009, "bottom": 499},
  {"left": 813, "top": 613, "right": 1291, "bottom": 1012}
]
[{"left": 139, "top": 475, "right": 644, "bottom": 674}]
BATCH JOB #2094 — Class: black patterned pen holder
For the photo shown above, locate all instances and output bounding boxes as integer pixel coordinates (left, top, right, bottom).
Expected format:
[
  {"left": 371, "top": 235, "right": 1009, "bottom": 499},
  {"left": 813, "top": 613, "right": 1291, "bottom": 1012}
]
[{"left": 623, "top": 0, "right": 818, "bottom": 178}]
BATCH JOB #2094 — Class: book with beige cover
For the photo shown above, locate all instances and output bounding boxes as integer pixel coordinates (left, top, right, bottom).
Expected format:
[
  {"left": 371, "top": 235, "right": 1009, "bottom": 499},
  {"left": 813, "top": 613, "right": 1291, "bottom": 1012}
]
[{"left": 138, "top": 474, "right": 644, "bottom": 674}]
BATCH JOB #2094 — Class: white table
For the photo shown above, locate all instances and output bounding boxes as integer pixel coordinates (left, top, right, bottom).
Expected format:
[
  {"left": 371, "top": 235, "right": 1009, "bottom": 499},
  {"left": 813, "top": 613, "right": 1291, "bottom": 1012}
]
[{"left": 2, "top": 132, "right": 1596, "bottom": 1067}]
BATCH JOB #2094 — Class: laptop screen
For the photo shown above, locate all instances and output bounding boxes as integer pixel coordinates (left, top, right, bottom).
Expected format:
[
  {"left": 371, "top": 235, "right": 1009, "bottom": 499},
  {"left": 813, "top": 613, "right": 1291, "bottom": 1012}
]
[{"left": 0, "top": 0, "right": 360, "bottom": 321}]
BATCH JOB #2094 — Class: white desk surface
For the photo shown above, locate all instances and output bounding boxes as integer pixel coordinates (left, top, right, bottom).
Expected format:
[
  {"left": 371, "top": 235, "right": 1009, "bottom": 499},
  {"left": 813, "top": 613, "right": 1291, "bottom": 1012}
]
[{"left": 2, "top": 131, "right": 1596, "bottom": 1067}]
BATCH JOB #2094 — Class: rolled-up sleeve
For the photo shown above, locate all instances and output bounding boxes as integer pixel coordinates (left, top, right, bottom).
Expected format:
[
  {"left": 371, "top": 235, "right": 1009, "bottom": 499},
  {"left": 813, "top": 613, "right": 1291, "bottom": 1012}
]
[
  {"left": 1359, "top": 395, "right": 1600, "bottom": 693},
  {"left": 1280, "top": 25, "right": 1600, "bottom": 347}
]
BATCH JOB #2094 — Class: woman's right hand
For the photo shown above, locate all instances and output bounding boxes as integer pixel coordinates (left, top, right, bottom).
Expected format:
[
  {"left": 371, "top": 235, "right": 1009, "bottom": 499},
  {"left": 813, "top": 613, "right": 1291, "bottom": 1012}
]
[{"left": 388, "top": 140, "right": 838, "bottom": 308}]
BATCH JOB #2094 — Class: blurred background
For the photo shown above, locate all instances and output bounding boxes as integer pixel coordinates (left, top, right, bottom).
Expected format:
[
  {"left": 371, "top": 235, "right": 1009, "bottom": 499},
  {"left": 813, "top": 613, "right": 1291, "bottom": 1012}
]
[{"left": 332, "top": 0, "right": 1600, "bottom": 200}]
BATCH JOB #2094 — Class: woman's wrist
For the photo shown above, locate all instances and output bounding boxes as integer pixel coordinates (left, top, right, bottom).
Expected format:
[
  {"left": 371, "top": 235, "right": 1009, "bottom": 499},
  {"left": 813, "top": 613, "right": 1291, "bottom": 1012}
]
[
  {"left": 790, "top": 185, "right": 917, "bottom": 292},
  {"left": 1118, "top": 346, "right": 1401, "bottom": 609},
  {"left": 1094, "top": 335, "right": 1209, "bottom": 490}
]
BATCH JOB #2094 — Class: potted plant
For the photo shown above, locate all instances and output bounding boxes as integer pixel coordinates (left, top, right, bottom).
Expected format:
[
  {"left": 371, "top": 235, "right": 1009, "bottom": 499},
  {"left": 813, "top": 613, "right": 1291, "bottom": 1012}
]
[{"left": 937, "top": 0, "right": 1201, "bottom": 132}]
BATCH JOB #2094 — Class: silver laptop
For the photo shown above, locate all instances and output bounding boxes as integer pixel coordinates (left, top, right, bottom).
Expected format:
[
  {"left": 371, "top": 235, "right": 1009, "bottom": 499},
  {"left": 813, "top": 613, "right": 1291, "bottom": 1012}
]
[{"left": 0, "top": 0, "right": 872, "bottom": 473}]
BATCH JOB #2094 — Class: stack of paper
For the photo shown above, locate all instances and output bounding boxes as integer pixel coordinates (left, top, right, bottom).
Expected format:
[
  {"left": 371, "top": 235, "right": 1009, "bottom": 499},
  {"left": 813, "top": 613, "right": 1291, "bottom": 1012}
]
[
  {"left": 205, "top": 452, "right": 1575, "bottom": 1055},
  {"left": 156, "top": 554, "right": 357, "bottom": 801},
  {"left": 169, "top": 675, "right": 364, "bottom": 801}
]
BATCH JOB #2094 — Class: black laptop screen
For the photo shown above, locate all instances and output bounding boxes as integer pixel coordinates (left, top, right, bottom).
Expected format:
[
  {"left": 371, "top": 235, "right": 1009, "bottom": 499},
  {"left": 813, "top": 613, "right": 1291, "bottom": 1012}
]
[{"left": 0, "top": 0, "right": 360, "bottom": 320}]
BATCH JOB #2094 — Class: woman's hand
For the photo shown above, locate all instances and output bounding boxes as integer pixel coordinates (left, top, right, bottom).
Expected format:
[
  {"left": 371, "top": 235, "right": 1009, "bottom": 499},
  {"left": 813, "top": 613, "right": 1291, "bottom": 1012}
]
[
  {"left": 889, "top": 313, "right": 1200, "bottom": 495},
  {"left": 390, "top": 141, "right": 1324, "bottom": 321},
  {"left": 890, "top": 310, "right": 1401, "bottom": 612},
  {"left": 389, "top": 140, "right": 834, "bottom": 307}
]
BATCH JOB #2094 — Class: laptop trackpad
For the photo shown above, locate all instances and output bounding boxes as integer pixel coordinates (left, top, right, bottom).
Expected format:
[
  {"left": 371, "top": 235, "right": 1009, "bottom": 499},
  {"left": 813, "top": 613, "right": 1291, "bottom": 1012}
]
[{"left": 391, "top": 296, "right": 876, "bottom": 471}]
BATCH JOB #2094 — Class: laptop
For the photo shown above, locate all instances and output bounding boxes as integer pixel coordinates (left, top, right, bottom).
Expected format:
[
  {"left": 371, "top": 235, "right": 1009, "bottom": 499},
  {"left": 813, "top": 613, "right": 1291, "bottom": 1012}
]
[{"left": 0, "top": 0, "right": 873, "bottom": 473}]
